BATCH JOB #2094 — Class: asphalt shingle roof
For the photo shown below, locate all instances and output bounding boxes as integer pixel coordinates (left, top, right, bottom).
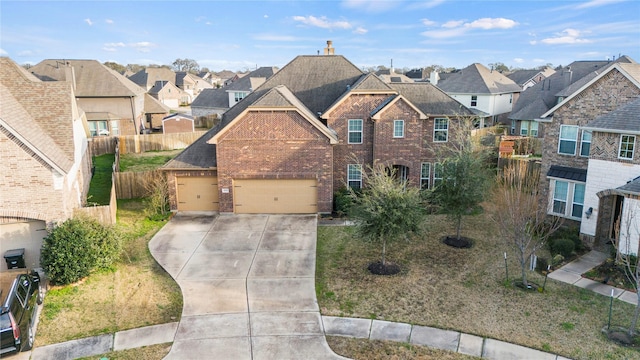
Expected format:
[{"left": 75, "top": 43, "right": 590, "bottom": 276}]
[
  {"left": 390, "top": 82, "right": 475, "bottom": 117},
  {"left": 436, "top": 63, "right": 521, "bottom": 94},
  {"left": 584, "top": 97, "right": 640, "bottom": 133},
  {"left": 547, "top": 165, "right": 587, "bottom": 182},
  {"left": 618, "top": 176, "right": 640, "bottom": 195}
]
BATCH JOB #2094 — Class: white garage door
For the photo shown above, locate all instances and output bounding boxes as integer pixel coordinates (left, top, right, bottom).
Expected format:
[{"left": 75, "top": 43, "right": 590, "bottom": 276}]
[{"left": 233, "top": 179, "right": 318, "bottom": 214}]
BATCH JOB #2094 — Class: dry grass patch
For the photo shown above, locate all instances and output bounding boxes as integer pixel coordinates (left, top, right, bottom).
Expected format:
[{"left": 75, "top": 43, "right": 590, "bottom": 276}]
[
  {"left": 76, "top": 343, "right": 171, "bottom": 360},
  {"left": 317, "top": 212, "right": 639, "bottom": 360},
  {"left": 36, "top": 200, "right": 182, "bottom": 346},
  {"left": 327, "top": 336, "right": 478, "bottom": 359}
]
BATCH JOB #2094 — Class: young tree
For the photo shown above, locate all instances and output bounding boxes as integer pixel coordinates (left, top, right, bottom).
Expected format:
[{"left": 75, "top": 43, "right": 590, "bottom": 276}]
[
  {"left": 491, "top": 161, "right": 562, "bottom": 288},
  {"left": 428, "top": 117, "right": 492, "bottom": 242},
  {"left": 614, "top": 202, "right": 640, "bottom": 336},
  {"left": 349, "top": 163, "right": 424, "bottom": 274},
  {"left": 144, "top": 170, "right": 170, "bottom": 220}
]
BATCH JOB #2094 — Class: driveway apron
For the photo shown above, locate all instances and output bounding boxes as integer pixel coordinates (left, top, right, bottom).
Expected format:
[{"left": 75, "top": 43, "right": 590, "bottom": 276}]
[{"left": 149, "top": 213, "right": 348, "bottom": 360}]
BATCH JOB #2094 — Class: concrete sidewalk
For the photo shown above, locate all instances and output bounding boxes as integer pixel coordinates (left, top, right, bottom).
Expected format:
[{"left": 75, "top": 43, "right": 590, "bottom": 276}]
[{"left": 548, "top": 250, "right": 637, "bottom": 306}]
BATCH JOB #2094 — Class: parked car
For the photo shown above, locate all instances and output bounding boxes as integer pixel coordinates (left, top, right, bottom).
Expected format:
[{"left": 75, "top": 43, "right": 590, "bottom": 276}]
[{"left": 0, "top": 271, "right": 42, "bottom": 355}]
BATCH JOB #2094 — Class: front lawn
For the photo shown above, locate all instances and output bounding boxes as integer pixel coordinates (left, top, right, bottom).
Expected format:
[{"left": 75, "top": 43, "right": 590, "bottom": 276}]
[
  {"left": 36, "top": 199, "right": 182, "bottom": 346},
  {"left": 317, "top": 212, "right": 639, "bottom": 360}
]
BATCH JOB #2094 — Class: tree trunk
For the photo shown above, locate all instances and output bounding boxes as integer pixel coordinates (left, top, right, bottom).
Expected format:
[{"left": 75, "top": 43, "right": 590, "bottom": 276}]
[
  {"left": 456, "top": 215, "right": 462, "bottom": 240},
  {"left": 631, "top": 294, "right": 640, "bottom": 336},
  {"left": 521, "top": 263, "right": 528, "bottom": 288},
  {"left": 381, "top": 237, "right": 386, "bottom": 266}
]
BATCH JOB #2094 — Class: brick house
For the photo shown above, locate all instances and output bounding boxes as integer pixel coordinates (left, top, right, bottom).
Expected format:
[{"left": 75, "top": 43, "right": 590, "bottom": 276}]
[
  {"left": 162, "top": 50, "right": 474, "bottom": 214},
  {"left": 162, "top": 113, "right": 195, "bottom": 134},
  {"left": 537, "top": 62, "right": 640, "bottom": 250},
  {"left": 0, "top": 57, "right": 92, "bottom": 270},
  {"left": 29, "top": 59, "right": 148, "bottom": 136}
]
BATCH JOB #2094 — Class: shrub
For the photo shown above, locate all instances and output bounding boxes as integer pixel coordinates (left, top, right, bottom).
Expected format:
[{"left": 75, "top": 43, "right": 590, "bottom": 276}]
[
  {"left": 536, "top": 256, "right": 549, "bottom": 273},
  {"left": 552, "top": 238, "right": 575, "bottom": 258},
  {"left": 41, "top": 217, "right": 122, "bottom": 285},
  {"left": 333, "top": 187, "right": 353, "bottom": 217},
  {"left": 552, "top": 254, "right": 565, "bottom": 266}
]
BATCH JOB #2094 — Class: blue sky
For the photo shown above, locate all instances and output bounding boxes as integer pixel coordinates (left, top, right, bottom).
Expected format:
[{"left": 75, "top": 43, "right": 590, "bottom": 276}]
[{"left": 1, "top": 0, "right": 638, "bottom": 72}]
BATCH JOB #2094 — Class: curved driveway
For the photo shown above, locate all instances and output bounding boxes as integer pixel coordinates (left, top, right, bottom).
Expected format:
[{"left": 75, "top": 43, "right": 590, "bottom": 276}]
[{"left": 149, "top": 213, "right": 348, "bottom": 360}]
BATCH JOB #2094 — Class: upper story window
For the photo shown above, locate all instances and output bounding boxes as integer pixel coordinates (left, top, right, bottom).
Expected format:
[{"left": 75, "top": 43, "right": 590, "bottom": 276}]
[
  {"left": 558, "top": 125, "right": 578, "bottom": 155},
  {"left": 434, "top": 118, "right": 449, "bottom": 142},
  {"left": 347, "top": 164, "right": 362, "bottom": 189},
  {"left": 420, "top": 163, "right": 430, "bottom": 190},
  {"left": 234, "top": 92, "right": 248, "bottom": 102},
  {"left": 471, "top": 95, "right": 477, "bottom": 107},
  {"left": 619, "top": 134, "right": 636, "bottom": 159},
  {"left": 393, "top": 120, "right": 404, "bottom": 138},
  {"left": 348, "top": 119, "right": 363, "bottom": 144},
  {"left": 580, "top": 130, "right": 592, "bottom": 157}
]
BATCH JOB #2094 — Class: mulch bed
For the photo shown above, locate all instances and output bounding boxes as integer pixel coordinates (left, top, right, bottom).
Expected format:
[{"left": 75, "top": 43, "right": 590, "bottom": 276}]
[
  {"left": 442, "top": 236, "right": 473, "bottom": 249},
  {"left": 368, "top": 261, "right": 401, "bottom": 275}
]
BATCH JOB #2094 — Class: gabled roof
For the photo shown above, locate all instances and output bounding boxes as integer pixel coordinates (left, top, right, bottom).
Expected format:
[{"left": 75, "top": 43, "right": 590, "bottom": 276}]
[
  {"left": 436, "top": 63, "right": 521, "bottom": 94},
  {"left": 541, "top": 62, "right": 640, "bottom": 118},
  {"left": 322, "top": 73, "right": 396, "bottom": 117},
  {"left": 507, "top": 67, "right": 555, "bottom": 86},
  {"left": 191, "top": 67, "right": 278, "bottom": 110},
  {"left": 510, "top": 58, "right": 635, "bottom": 121},
  {"left": 216, "top": 70, "right": 237, "bottom": 80},
  {"left": 29, "top": 59, "right": 145, "bottom": 97},
  {"left": 128, "top": 67, "right": 176, "bottom": 89},
  {"left": 582, "top": 97, "right": 640, "bottom": 135},
  {"left": 617, "top": 176, "right": 640, "bottom": 196},
  {"left": 225, "top": 67, "right": 278, "bottom": 92},
  {"left": 191, "top": 88, "right": 229, "bottom": 109},
  {"left": 163, "top": 113, "right": 194, "bottom": 121},
  {"left": 0, "top": 83, "right": 73, "bottom": 173},
  {"left": 210, "top": 85, "right": 338, "bottom": 145},
  {"left": 161, "top": 128, "right": 218, "bottom": 170},
  {"left": 144, "top": 93, "right": 170, "bottom": 114},
  {"left": 389, "top": 82, "right": 475, "bottom": 117},
  {"left": 374, "top": 70, "right": 413, "bottom": 83},
  {"left": 175, "top": 72, "right": 198, "bottom": 86},
  {"left": 149, "top": 80, "right": 182, "bottom": 95}
]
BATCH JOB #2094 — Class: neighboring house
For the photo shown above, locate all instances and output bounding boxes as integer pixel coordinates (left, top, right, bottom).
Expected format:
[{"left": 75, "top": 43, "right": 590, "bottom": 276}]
[
  {"left": 162, "top": 113, "right": 195, "bottom": 134},
  {"left": 581, "top": 97, "right": 640, "bottom": 255},
  {"left": 374, "top": 69, "right": 414, "bottom": 83},
  {"left": 405, "top": 68, "right": 428, "bottom": 81},
  {"left": 162, "top": 47, "right": 474, "bottom": 214},
  {"left": 434, "top": 63, "right": 521, "bottom": 128},
  {"left": 144, "top": 93, "right": 171, "bottom": 132},
  {"left": 191, "top": 66, "right": 278, "bottom": 118},
  {"left": 509, "top": 59, "right": 631, "bottom": 139},
  {"left": 148, "top": 80, "right": 185, "bottom": 109},
  {"left": 507, "top": 67, "right": 555, "bottom": 91},
  {"left": 0, "top": 57, "right": 92, "bottom": 270},
  {"left": 536, "top": 61, "right": 640, "bottom": 251},
  {"left": 128, "top": 67, "right": 176, "bottom": 91},
  {"left": 198, "top": 71, "right": 221, "bottom": 86},
  {"left": 29, "top": 59, "right": 147, "bottom": 136},
  {"left": 176, "top": 71, "right": 213, "bottom": 102}
]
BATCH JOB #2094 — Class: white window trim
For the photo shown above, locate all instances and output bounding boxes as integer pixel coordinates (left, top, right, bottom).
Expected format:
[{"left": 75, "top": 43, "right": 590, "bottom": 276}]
[
  {"left": 558, "top": 124, "right": 578, "bottom": 156},
  {"left": 393, "top": 120, "right": 405, "bottom": 138},
  {"left": 347, "top": 164, "right": 362, "bottom": 189},
  {"left": 618, "top": 134, "right": 635, "bottom": 160},
  {"left": 348, "top": 119, "right": 363, "bottom": 144},
  {"left": 433, "top": 118, "right": 449, "bottom": 143},
  {"left": 433, "top": 163, "right": 443, "bottom": 187},
  {"left": 548, "top": 178, "right": 585, "bottom": 220},
  {"left": 580, "top": 130, "right": 592, "bottom": 157},
  {"left": 420, "top": 162, "right": 430, "bottom": 189}
]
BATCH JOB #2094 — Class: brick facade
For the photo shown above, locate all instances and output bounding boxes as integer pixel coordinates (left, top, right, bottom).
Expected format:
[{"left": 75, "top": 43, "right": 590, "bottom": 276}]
[
  {"left": 163, "top": 117, "right": 194, "bottom": 134},
  {"left": 216, "top": 111, "right": 333, "bottom": 213}
]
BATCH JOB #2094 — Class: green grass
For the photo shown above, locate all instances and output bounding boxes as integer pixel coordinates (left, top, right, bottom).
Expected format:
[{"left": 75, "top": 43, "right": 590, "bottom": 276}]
[
  {"left": 87, "top": 154, "right": 115, "bottom": 205},
  {"left": 118, "top": 150, "right": 181, "bottom": 172}
]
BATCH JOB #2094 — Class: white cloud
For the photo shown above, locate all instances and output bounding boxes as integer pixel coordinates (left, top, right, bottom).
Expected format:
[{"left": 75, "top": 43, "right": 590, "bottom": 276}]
[
  {"left": 103, "top": 42, "right": 126, "bottom": 52},
  {"left": 466, "top": 18, "right": 518, "bottom": 30},
  {"left": 84, "top": 18, "right": 93, "bottom": 26},
  {"left": 540, "top": 29, "right": 592, "bottom": 44},
  {"left": 292, "top": 16, "right": 352, "bottom": 30},
  {"left": 442, "top": 20, "right": 464, "bottom": 28},
  {"left": 130, "top": 42, "right": 156, "bottom": 52},
  {"left": 264, "top": 15, "right": 269, "bottom": 19},
  {"left": 421, "top": 27, "right": 467, "bottom": 39},
  {"left": 105, "top": 19, "right": 114, "bottom": 24},
  {"left": 0, "top": 48, "right": 7, "bottom": 56},
  {"left": 513, "top": 58, "right": 524, "bottom": 63},
  {"left": 421, "top": 19, "right": 437, "bottom": 27},
  {"left": 575, "top": 0, "right": 625, "bottom": 9},
  {"left": 353, "top": 27, "right": 368, "bottom": 35}
]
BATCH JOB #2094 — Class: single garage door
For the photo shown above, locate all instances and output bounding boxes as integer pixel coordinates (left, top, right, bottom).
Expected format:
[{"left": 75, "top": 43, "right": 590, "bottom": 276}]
[
  {"left": 233, "top": 179, "right": 317, "bottom": 214},
  {"left": 176, "top": 176, "right": 219, "bottom": 211}
]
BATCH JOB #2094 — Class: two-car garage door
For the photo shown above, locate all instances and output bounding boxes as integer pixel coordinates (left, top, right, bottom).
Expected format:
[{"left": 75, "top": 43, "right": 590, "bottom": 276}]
[{"left": 233, "top": 179, "right": 317, "bottom": 214}]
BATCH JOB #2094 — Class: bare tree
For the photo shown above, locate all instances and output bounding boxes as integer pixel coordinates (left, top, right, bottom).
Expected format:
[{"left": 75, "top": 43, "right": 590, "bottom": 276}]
[
  {"left": 144, "top": 170, "right": 170, "bottom": 219},
  {"left": 614, "top": 201, "right": 640, "bottom": 335},
  {"left": 491, "top": 161, "right": 563, "bottom": 287},
  {"left": 172, "top": 58, "right": 200, "bottom": 73}
]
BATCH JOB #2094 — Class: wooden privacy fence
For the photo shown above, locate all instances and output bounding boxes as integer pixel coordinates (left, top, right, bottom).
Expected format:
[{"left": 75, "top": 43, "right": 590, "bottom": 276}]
[
  {"left": 89, "top": 131, "right": 207, "bottom": 156},
  {"left": 76, "top": 173, "right": 117, "bottom": 225},
  {"left": 114, "top": 170, "right": 154, "bottom": 199}
]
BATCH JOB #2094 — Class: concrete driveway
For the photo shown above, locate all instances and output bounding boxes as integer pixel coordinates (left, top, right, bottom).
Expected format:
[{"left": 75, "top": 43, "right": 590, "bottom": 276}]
[{"left": 149, "top": 213, "right": 348, "bottom": 360}]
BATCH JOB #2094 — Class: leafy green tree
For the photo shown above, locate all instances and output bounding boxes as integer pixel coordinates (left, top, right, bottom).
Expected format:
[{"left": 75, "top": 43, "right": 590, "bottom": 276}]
[
  {"left": 349, "top": 163, "right": 424, "bottom": 271},
  {"left": 104, "top": 61, "right": 126, "bottom": 74},
  {"left": 428, "top": 117, "right": 492, "bottom": 241},
  {"left": 41, "top": 217, "right": 122, "bottom": 285}
]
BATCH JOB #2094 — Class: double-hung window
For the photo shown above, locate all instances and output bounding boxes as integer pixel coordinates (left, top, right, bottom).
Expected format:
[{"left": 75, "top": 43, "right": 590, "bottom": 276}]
[
  {"left": 393, "top": 120, "right": 404, "bottom": 138},
  {"left": 619, "top": 134, "right": 635, "bottom": 159},
  {"left": 348, "top": 119, "right": 363, "bottom": 144},
  {"left": 434, "top": 118, "right": 448, "bottom": 142},
  {"left": 551, "top": 180, "right": 585, "bottom": 219},
  {"left": 558, "top": 125, "right": 578, "bottom": 155},
  {"left": 347, "top": 164, "right": 362, "bottom": 189},
  {"left": 580, "top": 130, "right": 592, "bottom": 157},
  {"left": 433, "top": 163, "right": 443, "bottom": 188},
  {"left": 420, "top": 163, "right": 430, "bottom": 189},
  {"left": 471, "top": 95, "right": 477, "bottom": 107}
]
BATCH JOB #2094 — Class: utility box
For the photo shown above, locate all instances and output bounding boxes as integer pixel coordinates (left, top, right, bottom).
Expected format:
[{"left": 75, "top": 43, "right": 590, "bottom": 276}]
[{"left": 4, "top": 248, "right": 25, "bottom": 269}]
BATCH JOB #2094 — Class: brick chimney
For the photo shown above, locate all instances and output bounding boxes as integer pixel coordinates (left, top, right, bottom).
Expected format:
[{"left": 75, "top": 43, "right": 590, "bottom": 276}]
[{"left": 324, "top": 40, "right": 335, "bottom": 55}]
